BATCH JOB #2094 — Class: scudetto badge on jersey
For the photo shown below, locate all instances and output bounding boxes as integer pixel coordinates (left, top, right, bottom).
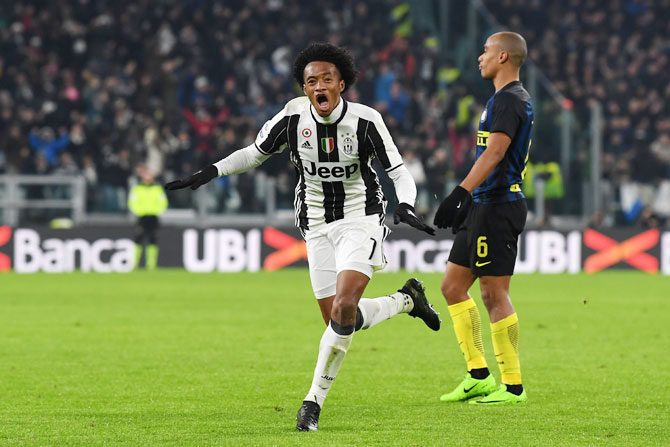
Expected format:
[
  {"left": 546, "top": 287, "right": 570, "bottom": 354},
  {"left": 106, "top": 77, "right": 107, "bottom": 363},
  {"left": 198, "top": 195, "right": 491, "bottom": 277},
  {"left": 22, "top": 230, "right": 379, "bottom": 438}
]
[{"left": 321, "top": 137, "right": 335, "bottom": 153}]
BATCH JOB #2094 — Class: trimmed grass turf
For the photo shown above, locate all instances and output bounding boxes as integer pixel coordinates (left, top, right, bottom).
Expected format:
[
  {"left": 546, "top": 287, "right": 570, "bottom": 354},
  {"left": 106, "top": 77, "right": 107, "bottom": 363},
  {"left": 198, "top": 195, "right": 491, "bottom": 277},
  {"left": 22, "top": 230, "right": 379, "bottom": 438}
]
[{"left": 1, "top": 270, "right": 668, "bottom": 446}]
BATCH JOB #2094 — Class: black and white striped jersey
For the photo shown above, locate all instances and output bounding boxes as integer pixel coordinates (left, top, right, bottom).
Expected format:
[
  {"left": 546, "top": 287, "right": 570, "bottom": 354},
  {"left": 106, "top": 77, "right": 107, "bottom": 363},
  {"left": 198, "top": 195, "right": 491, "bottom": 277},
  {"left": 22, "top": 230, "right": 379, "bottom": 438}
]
[{"left": 254, "top": 96, "right": 406, "bottom": 234}]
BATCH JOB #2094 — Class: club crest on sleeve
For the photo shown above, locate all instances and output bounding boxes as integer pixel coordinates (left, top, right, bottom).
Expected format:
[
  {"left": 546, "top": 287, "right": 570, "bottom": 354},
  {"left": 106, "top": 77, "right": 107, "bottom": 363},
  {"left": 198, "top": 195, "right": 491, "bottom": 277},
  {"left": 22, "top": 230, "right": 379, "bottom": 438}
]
[{"left": 260, "top": 122, "right": 271, "bottom": 138}]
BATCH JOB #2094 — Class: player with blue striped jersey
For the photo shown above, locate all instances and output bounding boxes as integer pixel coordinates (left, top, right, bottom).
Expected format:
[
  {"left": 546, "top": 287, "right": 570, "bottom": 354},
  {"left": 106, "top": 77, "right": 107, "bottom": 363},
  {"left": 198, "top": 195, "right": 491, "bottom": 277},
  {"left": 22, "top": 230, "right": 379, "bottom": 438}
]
[
  {"left": 434, "top": 32, "right": 533, "bottom": 405},
  {"left": 474, "top": 81, "right": 533, "bottom": 204}
]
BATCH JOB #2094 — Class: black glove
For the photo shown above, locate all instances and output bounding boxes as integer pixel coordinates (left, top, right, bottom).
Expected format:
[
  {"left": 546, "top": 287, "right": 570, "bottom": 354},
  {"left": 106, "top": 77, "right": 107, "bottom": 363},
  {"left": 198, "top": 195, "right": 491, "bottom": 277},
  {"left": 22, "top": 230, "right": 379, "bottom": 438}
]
[
  {"left": 433, "top": 185, "right": 472, "bottom": 231},
  {"left": 165, "top": 165, "right": 218, "bottom": 190},
  {"left": 393, "top": 203, "right": 436, "bottom": 236}
]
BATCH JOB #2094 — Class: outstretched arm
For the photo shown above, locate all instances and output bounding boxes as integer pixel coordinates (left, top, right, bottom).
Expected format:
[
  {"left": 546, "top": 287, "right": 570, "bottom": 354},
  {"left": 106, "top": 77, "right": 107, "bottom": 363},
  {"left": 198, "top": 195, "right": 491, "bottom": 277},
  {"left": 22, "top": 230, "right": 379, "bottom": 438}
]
[
  {"left": 213, "top": 144, "right": 270, "bottom": 176},
  {"left": 166, "top": 102, "right": 291, "bottom": 191},
  {"left": 165, "top": 144, "right": 270, "bottom": 191},
  {"left": 182, "top": 109, "right": 199, "bottom": 128}
]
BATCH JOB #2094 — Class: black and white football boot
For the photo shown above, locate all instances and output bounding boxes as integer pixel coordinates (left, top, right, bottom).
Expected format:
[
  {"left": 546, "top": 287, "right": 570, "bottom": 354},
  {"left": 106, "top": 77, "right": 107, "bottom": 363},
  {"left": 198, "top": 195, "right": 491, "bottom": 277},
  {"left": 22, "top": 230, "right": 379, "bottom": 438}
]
[
  {"left": 296, "top": 400, "right": 321, "bottom": 431},
  {"left": 400, "top": 278, "right": 441, "bottom": 331}
]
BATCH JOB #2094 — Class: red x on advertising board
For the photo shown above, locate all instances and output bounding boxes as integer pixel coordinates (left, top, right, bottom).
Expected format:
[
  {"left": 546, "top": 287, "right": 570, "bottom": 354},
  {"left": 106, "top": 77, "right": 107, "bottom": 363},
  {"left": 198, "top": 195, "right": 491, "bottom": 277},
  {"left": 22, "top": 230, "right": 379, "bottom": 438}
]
[
  {"left": 263, "top": 227, "right": 308, "bottom": 271},
  {"left": 583, "top": 228, "right": 659, "bottom": 273},
  {"left": 0, "top": 226, "right": 11, "bottom": 272}
]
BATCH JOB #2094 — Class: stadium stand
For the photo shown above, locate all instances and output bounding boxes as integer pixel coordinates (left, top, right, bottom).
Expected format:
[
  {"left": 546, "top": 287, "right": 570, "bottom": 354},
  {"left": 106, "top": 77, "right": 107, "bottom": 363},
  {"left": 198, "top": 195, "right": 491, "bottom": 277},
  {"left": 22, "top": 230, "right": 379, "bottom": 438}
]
[{"left": 0, "top": 0, "right": 667, "bottom": 226}]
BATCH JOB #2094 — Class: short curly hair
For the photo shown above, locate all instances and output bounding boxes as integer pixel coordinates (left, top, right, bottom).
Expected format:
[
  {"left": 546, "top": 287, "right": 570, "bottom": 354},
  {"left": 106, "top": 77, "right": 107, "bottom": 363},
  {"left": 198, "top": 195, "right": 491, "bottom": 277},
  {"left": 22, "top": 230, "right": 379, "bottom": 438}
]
[{"left": 292, "top": 43, "right": 358, "bottom": 93}]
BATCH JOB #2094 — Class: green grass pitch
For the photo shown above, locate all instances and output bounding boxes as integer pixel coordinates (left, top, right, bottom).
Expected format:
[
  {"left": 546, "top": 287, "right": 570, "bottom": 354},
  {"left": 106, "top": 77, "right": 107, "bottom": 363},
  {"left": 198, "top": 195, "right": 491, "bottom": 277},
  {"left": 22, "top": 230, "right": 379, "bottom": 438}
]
[{"left": 1, "top": 270, "right": 669, "bottom": 446}]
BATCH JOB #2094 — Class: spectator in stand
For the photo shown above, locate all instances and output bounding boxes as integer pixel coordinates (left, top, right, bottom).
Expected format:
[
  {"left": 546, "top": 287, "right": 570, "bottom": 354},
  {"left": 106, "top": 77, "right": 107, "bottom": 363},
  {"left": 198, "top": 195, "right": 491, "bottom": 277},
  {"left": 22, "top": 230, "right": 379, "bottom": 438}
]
[
  {"left": 374, "top": 63, "right": 396, "bottom": 106},
  {"left": 97, "top": 147, "right": 131, "bottom": 212},
  {"left": 424, "top": 147, "right": 450, "bottom": 207},
  {"left": 387, "top": 81, "right": 410, "bottom": 127},
  {"left": 650, "top": 133, "right": 670, "bottom": 221},
  {"left": 650, "top": 133, "right": 670, "bottom": 177},
  {"left": 182, "top": 106, "right": 230, "bottom": 161},
  {"left": 81, "top": 155, "right": 98, "bottom": 211},
  {"left": 28, "top": 127, "right": 70, "bottom": 168},
  {"left": 144, "top": 126, "right": 180, "bottom": 179}
]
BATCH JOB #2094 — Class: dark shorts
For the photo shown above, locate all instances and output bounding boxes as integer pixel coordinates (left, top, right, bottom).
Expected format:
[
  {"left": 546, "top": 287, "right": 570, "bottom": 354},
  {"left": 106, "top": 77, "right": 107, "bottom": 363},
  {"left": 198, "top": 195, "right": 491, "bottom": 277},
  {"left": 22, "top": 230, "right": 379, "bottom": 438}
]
[
  {"left": 135, "top": 215, "right": 159, "bottom": 244},
  {"left": 448, "top": 199, "right": 527, "bottom": 276}
]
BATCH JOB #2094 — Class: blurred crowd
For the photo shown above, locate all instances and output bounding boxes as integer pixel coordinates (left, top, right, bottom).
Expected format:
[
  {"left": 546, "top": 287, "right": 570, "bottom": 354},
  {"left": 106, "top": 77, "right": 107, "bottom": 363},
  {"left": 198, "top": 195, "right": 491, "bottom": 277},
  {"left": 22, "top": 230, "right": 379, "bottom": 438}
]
[
  {"left": 488, "top": 0, "right": 670, "bottom": 225},
  {"left": 0, "top": 0, "right": 668, "bottom": 226},
  {"left": 0, "top": 0, "right": 469, "bottom": 217}
]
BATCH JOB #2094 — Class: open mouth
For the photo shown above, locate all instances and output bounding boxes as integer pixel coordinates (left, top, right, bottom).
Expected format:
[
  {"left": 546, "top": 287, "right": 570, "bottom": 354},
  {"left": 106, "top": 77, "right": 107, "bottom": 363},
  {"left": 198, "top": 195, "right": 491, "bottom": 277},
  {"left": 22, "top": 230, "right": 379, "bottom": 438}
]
[{"left": 316, "top": 94, "right": 330, "bottom": 112}]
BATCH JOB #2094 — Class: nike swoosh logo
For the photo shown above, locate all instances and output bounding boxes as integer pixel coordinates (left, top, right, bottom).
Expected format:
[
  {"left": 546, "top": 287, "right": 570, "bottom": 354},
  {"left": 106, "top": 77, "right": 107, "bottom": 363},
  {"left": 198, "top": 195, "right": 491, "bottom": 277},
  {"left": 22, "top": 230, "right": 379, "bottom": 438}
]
[
  {"left": 464, "top": 385, "right": 476, "bottom": 393},
  {"left": 456, "top": 202, "right": 462, "bottom": 209},
  {"left": 475, "top": 261, "right": 492, "bottom": 267}
]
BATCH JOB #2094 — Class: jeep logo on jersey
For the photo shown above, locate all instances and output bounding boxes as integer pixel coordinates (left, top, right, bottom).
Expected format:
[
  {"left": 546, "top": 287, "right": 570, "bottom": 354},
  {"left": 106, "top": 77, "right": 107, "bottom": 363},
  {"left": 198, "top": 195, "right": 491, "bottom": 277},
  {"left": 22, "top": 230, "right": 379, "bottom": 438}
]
[
  {"left": 304, "top": 161, "right": 359, "bottom": 179},
  {"left": 320, "top": 137, "right": 335, "bottom": 153}
]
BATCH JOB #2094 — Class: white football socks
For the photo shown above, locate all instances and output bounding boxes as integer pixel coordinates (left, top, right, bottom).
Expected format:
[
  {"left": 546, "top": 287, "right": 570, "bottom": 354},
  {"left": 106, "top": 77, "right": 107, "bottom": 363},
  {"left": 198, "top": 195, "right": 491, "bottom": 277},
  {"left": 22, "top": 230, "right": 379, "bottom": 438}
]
[
  {"left": 357, "top": 292, "right": 413, "bottom": 330},
  {"left": 303, "top": 293, "right": 414, "bottom": 407},
  {"left": 303, "top": 323, "right": 353, "bottom": 407}
]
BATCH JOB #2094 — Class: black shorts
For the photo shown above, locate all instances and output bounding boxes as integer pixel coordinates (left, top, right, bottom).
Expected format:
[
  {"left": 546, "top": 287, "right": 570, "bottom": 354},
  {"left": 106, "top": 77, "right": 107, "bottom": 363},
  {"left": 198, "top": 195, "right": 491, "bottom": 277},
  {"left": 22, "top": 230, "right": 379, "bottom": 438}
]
[
  {"left": 135, "top": 215, "right": 159, "bottom": 244},
  {"left": 448, "top": 199, "right": 527, "bottom": 276}
]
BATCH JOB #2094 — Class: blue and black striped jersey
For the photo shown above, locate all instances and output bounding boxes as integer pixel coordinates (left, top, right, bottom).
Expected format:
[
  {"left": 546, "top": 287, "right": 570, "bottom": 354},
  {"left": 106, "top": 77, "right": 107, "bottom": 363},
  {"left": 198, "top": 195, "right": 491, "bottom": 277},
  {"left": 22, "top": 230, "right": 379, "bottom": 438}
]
[{"left": 473, "top": 80, "right": 533, "bottom": 204}]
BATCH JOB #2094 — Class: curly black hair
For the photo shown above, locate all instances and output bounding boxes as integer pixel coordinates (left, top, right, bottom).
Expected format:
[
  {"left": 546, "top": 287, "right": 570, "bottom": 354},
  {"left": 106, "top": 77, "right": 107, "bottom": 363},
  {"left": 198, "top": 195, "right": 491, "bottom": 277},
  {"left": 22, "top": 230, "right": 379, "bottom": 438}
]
[{"left": 292, "top": 43, "right": 358, "bottom": 93}]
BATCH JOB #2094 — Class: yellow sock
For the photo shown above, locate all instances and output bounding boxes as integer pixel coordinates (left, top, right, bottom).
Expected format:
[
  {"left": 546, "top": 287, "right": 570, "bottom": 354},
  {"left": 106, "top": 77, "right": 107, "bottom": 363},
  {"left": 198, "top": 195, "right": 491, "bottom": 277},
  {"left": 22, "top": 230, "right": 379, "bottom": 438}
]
[
  {"left": 146, "top": 244, "right": 159, "bottom": 270},
  {"left": 490, "top": 313, "right": 522, "bottom": 385},
  {"left": 447, "top": 299, "right": 487, "bottom": 371},
  {"left": 134, "top": 244, "right": 142, "bottom": 269}
]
